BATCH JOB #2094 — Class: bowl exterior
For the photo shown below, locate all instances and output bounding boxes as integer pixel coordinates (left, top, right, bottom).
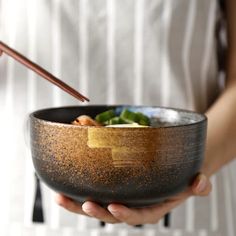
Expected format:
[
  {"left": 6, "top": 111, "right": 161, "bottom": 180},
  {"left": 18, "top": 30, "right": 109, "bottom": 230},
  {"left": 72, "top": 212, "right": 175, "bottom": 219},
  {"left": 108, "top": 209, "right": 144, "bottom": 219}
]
[{"left": 30, "top": 110, "right": 207, "bottom": 207}]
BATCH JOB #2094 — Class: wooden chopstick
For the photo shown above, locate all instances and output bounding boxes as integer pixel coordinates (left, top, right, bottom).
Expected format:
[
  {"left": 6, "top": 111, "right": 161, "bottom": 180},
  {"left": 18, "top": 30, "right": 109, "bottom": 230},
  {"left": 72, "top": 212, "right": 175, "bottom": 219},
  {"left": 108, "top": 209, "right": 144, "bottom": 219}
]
[{"left": 0, "top": 41, "right": 89, "bottom": 102}]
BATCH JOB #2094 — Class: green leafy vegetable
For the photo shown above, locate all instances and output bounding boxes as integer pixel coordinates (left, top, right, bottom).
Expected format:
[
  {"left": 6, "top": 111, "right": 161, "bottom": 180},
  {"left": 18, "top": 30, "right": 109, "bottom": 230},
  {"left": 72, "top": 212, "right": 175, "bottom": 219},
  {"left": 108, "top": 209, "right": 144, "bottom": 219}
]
[
  {"left": 95, "top": 108, "right": 150, "bottom": 126},
  {"left": 95, "top": 109, "right": 116, "bottom": 123}
]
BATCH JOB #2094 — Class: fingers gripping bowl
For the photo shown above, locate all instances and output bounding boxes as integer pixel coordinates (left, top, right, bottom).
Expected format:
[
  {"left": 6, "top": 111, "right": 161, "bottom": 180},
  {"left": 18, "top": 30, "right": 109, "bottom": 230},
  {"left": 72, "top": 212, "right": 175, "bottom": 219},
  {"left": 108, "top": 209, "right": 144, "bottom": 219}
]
[{"left": 30, "top": 105, "right": 207, "bottom": 208}]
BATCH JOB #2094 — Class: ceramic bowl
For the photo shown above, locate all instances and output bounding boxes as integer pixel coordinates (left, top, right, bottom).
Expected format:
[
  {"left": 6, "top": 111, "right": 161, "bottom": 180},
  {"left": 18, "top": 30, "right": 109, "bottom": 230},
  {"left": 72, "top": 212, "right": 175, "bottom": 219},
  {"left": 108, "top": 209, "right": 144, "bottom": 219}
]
[{"left": 30, "top": 105, "right": 207, "bottom": 207}]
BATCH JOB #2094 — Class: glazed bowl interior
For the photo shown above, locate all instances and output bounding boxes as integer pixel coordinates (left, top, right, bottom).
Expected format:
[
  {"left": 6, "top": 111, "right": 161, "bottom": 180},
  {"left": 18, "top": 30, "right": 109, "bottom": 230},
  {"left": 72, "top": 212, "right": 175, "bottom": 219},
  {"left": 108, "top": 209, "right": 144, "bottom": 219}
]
[
  {"left": 30, "top": 105, "right": 207, "bottom": 208},
  {"left": 33, "top": 105, "right": 205, "bottom": 127}
]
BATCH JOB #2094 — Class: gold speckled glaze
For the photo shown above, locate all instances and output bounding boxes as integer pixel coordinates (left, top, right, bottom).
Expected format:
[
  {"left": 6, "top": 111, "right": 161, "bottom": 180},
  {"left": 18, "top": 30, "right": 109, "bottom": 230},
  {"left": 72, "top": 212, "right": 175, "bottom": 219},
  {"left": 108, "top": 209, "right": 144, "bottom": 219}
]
[{"left": 30, "top": 105, "right": 207, "bottom": 207}]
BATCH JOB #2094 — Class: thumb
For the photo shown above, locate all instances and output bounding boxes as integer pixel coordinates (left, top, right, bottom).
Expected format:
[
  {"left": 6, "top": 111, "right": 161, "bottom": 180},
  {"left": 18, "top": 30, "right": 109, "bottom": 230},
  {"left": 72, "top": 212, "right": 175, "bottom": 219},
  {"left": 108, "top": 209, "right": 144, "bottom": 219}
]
[{"left": 191, "top": 173, "right": 212, "bottom": 196}]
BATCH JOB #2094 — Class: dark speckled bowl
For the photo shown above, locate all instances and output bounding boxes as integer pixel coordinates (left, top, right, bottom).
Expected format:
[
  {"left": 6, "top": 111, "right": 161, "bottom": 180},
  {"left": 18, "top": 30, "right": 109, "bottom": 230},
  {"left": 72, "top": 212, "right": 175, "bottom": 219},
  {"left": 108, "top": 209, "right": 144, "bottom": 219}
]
[{"left": 30, "top": 105, "right": 207, "bottom": 208}]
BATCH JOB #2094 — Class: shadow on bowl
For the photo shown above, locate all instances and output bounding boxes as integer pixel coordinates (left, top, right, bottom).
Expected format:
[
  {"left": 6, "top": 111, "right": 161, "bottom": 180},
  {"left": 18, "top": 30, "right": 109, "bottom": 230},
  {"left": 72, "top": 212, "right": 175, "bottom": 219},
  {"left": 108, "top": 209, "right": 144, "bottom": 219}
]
[{"left": 30, "top": 105, "right": 207, "bottom": 208}]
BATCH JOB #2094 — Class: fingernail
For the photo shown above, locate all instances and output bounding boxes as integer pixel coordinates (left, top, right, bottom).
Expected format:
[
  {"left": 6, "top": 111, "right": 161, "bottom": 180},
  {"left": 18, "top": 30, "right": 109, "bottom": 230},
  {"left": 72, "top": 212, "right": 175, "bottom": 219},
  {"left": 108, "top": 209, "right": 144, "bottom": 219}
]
[
  {"left": 82, "top": 203, "right": 93, "bottom": 214},
  {"left": 54, "top": 195, "right": 63, "bottom": 205},
  {"left": 108, "top": 206, "right": 121, "bottom": 217},
  {"left": 196, "top": 175, "right": 207, "bottom": 193}
]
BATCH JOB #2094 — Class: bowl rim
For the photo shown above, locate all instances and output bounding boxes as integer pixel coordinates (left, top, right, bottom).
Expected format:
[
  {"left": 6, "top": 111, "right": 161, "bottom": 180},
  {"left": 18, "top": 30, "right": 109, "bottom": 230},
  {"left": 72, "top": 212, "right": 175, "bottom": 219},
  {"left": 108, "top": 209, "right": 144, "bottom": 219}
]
[{"left": 29, "top": 105, "right": 207, "bottom": 129}]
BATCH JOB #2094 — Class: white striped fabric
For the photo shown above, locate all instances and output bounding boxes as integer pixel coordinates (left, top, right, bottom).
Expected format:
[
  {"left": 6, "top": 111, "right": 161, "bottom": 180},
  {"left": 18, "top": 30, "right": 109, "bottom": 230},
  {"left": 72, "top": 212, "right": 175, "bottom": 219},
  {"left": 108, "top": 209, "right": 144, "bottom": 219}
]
[
  {"left": 52, "top": 0, "right": 62, "bottom": 107},
  {"left": 78, "top": 0, "right": 89, "bottom": 97},
  {"left": 0, "top": 223, "right": 228, "bottom": 236},
  {"left": 0, "top": 0, "right": 235, "bottom": 236},
  {"left": 107, "top": 0, "right": 116, "bottom": 104},
  {"left": 134, "top": 0, "right": 144, "bottom": 105},
  {"left": 182, "top": 0, "right": 196, "bottom": 110},
  {"left": 160, "top": 0, "right": 173, "bottom": 107}
]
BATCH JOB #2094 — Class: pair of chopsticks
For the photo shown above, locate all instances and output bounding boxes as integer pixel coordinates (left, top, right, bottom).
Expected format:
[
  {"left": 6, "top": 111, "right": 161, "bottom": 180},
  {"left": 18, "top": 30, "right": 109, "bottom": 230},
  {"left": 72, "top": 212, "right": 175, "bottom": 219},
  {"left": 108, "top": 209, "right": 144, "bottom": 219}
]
[{"left": 0, "top": 41, "right": 89, "bottom": 102}]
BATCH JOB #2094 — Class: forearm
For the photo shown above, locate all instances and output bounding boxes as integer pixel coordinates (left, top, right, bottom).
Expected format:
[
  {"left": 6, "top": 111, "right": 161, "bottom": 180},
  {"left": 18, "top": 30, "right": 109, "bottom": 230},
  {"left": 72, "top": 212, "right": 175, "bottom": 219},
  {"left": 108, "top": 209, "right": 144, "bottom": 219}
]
[
  {"left": 202, "top": 0, "right": 236, "bottom": 177},
  {"left": 203, "top": 81, "right": 236, "bottom": 176}
]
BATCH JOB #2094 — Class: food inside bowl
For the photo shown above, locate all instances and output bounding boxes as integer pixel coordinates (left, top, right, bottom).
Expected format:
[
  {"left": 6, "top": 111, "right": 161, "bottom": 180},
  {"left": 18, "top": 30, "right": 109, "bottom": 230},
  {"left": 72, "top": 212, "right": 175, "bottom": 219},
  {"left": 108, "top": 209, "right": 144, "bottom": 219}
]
[
  {"left": 71, "top": 108, "right": 151, "bottom": 127},
  {"left": 72, "top": 115, "right": 102, "bottom": 126}
]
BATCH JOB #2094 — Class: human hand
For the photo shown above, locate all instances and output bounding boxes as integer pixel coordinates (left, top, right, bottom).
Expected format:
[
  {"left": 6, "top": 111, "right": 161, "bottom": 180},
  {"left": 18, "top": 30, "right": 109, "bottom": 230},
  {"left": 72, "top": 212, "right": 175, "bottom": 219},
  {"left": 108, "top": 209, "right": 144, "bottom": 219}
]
[{"left": 55, "top": 173, "right": 211, "bottom": 225}]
